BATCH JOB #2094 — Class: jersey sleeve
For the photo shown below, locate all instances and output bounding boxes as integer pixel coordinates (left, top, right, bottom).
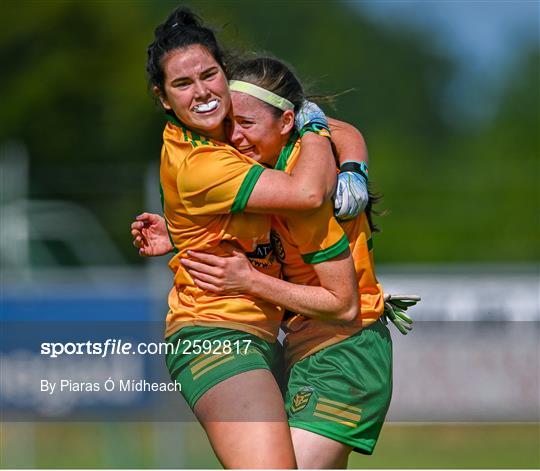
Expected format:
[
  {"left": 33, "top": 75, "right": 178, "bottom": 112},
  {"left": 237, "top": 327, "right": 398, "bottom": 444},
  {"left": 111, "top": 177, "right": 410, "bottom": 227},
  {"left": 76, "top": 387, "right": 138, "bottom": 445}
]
[
  {"left": 286, "top": 201, "right": 349, "bottom": 264},
  {"left": 178, "top": 146, "right": 265, "bottom": 216}
]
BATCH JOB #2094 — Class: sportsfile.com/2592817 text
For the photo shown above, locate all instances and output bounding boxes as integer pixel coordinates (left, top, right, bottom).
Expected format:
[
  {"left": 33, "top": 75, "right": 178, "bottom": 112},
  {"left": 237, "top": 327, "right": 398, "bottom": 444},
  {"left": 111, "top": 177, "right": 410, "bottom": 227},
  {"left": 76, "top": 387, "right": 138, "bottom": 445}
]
[{"left": 40, "top": 338, "right": 252, "bottom": 358}]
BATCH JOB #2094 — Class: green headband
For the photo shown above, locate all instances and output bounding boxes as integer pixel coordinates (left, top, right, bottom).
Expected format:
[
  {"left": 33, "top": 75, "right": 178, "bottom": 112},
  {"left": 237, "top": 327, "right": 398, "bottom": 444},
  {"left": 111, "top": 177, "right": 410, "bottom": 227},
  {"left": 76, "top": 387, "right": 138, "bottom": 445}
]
[{"left": 229, "top": 80, "right": 294, "bottom": 111}]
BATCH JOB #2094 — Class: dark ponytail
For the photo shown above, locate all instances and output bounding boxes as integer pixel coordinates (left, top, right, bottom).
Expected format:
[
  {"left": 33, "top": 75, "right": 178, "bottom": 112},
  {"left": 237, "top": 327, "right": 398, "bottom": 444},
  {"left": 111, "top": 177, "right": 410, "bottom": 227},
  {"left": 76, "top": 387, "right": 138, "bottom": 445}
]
[
  {"left": 146, "top": 7, "right": 226, "bottom": 93},
  {"left": 365, "top": 188, "right": 383, "bottom": 233}
]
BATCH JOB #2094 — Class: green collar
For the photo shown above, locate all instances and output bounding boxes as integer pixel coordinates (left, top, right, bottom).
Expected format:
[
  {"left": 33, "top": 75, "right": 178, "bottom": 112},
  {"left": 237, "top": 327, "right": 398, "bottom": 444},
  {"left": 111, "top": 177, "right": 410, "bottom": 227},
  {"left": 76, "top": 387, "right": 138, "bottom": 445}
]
[
  {"left": 165, "top": 113, "right": 182, "bottom": 127},
  {"left": 165, "top": 114, "right": 211, "bottom": 146},
  {"left": 274, "top": 131, "right": 299, "bottom": 171}
]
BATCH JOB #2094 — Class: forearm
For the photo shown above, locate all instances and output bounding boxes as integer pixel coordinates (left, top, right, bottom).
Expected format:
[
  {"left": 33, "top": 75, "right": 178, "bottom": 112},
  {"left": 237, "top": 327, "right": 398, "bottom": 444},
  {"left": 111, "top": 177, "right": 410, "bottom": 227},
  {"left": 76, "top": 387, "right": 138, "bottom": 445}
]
[
  {"left": 289, "top": 133, "right": 336, "bottom": 206},
  {"left": 247, "top": 269, "right": 356, "bottom": 322},
  {"left": 246, "top": 134, "right": 336, "bottom": 214},
  {"left": 181, "top": 244, "right": 358, "bottom": 322},
  {"left": 328, "top": 118, "right": 368, "bottom": 166}
]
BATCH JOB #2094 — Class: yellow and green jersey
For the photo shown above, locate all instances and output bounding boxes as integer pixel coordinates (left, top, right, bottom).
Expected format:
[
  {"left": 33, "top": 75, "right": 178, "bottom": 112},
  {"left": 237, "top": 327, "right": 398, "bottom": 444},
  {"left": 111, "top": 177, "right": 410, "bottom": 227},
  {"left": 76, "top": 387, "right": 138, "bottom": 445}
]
[
  {"left": 160, "top": 117, "right": 281, "bottom": 341},
  {"left": 269, "top": 134, "right": 349, "bottom": 274},
  {"left": 271, "top": 135, "right": 385, "bottom": 366}
]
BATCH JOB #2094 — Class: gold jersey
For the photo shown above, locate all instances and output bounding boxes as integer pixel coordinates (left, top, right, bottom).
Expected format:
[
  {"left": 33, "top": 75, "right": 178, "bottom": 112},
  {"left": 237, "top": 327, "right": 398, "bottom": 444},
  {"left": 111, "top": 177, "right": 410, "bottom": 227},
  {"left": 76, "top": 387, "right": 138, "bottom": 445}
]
[
  {"left": 160, "top": 117, "right": 281, "bottom": 341},
  {"left": 271, "top": 136, "right": 385, "bottom": 366}
]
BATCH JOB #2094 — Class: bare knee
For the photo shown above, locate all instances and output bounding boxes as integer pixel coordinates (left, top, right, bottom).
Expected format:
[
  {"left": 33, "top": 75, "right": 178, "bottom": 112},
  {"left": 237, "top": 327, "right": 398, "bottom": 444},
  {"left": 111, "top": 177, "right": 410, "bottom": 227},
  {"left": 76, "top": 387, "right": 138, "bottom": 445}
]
[{"left": 291, "top": 427, "right": 351, "bottom": 469}]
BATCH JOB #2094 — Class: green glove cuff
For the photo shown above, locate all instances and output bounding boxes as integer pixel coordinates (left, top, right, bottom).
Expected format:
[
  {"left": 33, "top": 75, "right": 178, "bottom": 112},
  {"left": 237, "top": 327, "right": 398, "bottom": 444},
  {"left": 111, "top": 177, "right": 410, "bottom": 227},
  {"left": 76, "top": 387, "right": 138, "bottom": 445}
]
[
  {"left": 299, "top": 123, "right": 331, "bottom": 139},
  {"left": 340, "top": 161, "right": 368, "bottom": 180}
]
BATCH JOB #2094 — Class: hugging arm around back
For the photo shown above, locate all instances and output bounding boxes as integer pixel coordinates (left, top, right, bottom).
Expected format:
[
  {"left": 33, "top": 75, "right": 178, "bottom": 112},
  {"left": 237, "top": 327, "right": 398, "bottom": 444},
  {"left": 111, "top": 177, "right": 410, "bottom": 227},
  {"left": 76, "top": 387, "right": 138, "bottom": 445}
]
[
  {"left": 183, "top": 196, "right": 359, "bottom": 324},
  {"left": 328, "top": 117, "right": 368, "bottom": 167},
  {"left": 244, "top": 119, "right": 368, "bottom": 215},
  {"left": 246, "top": 248, "right": 358, "bottom": 322},
  {"left": 244, "top": 133, "right": 336, "bottom": 213},
  {"left": 184, "top": 246, "right": 358, "bottom": 323}
]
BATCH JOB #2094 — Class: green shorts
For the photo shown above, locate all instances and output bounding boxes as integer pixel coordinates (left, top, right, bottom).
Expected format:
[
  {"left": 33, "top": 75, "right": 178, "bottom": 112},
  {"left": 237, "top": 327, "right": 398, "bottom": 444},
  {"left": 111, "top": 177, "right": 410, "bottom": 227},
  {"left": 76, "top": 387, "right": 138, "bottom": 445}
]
[
  {"left": 166, "top": 326, "right": 281, "bottom": 409},
  {"left": 284, "top": 319, "right": 392, "bottom": 455}
]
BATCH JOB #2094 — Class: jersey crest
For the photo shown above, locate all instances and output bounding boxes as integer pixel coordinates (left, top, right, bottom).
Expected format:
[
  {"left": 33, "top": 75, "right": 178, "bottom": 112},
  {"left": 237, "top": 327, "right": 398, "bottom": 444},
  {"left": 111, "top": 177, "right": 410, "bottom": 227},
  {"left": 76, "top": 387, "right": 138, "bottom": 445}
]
[
  {"left": 270, "top": 230, "right": 286, "bottom": 262},
  {"left": 245, "top": 243, "right": 276, "bottom": 269},
  {"left": 290, "top": 386, "right": 313, "bottom": 414}
]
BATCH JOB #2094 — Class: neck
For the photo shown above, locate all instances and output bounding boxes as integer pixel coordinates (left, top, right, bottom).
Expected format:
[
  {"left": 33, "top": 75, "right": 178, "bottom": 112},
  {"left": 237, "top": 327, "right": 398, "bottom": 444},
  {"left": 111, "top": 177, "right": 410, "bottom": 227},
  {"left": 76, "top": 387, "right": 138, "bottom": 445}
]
[
  {"left": 267, "top": 132, "right": 294, "bottom": 169},
  {"left": 266, "top": 154, "right": 279, "bottom": 169},
  {"left": 166, "top": 114, "right": 227, "bottom": 142}
]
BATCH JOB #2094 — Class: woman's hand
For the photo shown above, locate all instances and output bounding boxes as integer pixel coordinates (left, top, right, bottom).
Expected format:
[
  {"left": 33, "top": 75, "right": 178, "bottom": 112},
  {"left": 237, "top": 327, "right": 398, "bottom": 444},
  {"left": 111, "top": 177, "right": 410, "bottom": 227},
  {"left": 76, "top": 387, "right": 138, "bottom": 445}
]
[
  {"left": 334, "top": 170, "right": 369, "bottom": 220},
  {"left": 294, "top": 100, "right": 330, "bottom": 137},
  {"left": 131, "top": 212, "right": 173, "bottom": 256},
  {"left": 181, "top": 246, "right": 256, "bottom": 295}
]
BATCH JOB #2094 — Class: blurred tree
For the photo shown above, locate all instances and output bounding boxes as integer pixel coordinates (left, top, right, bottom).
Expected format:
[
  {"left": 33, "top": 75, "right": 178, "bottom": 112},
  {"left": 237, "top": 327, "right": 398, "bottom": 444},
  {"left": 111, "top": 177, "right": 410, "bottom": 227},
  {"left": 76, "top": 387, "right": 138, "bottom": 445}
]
[{"left": 0, "top": 1, "right": 536, "bottom": 264}]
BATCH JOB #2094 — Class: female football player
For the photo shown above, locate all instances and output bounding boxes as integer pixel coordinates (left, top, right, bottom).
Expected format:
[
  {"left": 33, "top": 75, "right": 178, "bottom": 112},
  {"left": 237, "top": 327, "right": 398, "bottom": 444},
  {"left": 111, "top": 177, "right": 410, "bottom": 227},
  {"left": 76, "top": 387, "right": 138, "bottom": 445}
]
[{"left": 142, "top": 7, "right": 370, "bottom": 469}]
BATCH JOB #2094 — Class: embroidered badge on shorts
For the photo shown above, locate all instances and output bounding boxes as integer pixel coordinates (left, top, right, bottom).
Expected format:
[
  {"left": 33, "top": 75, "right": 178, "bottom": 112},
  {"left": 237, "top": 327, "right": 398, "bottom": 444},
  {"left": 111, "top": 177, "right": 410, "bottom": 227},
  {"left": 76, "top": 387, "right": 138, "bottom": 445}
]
[{"left": 290, "top": 387, "right": 313, "bottom": 414}]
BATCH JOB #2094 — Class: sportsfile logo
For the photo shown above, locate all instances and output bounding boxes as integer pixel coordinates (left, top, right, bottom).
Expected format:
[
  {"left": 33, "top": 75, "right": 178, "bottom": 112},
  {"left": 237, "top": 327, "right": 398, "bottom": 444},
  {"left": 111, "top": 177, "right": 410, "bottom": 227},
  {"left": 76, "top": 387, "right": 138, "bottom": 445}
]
[{"left": 40, "top": 339, "right": 181, "bottom": 359}]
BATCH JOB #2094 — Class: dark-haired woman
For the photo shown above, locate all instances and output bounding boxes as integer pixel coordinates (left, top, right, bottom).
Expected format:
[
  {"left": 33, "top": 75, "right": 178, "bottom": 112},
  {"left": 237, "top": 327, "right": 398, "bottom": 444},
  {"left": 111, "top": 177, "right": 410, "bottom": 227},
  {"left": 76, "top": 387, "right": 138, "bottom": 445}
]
[
  {"left": 134, "top": 53, "right": 391, "bottom": 468},
  {"left": 142, "top": 7, "right": 365, "bottom": 469}
]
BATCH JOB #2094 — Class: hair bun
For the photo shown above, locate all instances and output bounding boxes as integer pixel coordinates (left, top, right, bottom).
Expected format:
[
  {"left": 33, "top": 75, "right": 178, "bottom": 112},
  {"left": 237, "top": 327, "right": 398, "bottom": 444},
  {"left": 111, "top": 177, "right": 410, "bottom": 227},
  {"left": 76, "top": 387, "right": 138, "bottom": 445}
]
[
  {"left": 147, "top": 6, "right": 225, "bottom": 93},
  {"left": 168, "top": 7, "right": 202, "bottom": 29}
]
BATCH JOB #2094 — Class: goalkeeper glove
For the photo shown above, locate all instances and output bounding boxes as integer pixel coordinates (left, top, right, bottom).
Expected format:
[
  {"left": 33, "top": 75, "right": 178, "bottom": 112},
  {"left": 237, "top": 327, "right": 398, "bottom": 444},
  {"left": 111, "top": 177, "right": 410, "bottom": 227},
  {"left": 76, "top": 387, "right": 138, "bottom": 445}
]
[
  {"left": 294, "top": 100, "right": 331, "bottom": 138},
  {"left": 381, "top": 293, "right": 421, "bottom": 335},
  {"left": 334, "top": 161, "right": 369, "bottom": 220}
]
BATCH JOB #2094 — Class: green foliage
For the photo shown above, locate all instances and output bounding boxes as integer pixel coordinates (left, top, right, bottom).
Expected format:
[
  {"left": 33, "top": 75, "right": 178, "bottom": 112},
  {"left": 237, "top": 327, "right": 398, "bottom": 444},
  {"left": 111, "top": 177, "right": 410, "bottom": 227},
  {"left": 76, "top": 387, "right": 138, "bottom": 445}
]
[{"left": 1, "top": 1, "right": 537, "bottom": 263}]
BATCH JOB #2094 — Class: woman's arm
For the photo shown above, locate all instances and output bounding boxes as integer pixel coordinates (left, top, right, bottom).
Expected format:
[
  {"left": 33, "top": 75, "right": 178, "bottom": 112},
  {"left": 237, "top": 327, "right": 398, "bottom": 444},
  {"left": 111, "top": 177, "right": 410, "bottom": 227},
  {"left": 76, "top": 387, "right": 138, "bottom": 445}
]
[
  {"left": 245, "top": 119, "right": 369, "bottom": 216},
  {"left": 328, "top": 117, "right": 368, "bottom": 166},
  {"left": 245, "top": 133, "right": 336, "bottom": 214},
  {"left": 328, "top": 118, "right": 370, "bottom": 220},
  {"left": 181, "top": 246, "right": 358, "bottom": 323}
]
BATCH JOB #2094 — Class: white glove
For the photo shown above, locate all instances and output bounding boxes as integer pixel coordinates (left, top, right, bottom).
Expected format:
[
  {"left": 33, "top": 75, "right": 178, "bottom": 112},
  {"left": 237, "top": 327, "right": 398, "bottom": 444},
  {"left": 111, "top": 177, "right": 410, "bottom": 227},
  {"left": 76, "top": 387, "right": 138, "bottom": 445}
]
[
  {"left": 334, "top": 171, "right": 369, "bottom": 220},
  {"left": 294, "top": 100, "right": 330, "bottom": 137}
]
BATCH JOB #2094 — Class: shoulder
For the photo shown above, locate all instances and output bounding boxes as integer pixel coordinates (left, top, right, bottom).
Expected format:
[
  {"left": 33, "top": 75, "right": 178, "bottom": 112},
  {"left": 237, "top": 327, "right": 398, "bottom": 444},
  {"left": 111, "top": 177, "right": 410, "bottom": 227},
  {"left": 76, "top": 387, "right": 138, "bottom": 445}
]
[
  {"left": 161, "top": 121, "right": 227, "bottom": 168},
  {"left": 184, "top": 140, "right": 260, "bottom": 170},
  {"left": 180, "top": 143, "right": 262, "bottom": 196}
]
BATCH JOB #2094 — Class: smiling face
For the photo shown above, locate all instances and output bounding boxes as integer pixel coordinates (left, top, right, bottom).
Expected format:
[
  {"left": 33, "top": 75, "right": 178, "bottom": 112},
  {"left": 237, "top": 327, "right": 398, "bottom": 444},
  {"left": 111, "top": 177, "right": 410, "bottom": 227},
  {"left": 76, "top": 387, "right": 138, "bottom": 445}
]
[
  {"left": 157, "top": 44, "right": 230, "bottom": 140},
  {"left": 228, "top": 91, "right": 294, "bottom": 167}
]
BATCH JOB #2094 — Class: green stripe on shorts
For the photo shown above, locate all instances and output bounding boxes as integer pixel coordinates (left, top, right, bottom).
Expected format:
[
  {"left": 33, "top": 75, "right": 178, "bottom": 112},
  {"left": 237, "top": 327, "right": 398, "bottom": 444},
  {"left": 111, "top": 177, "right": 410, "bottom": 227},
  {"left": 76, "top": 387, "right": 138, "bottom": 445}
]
[{"left": 166, "top": 326, "right": 282, "bottom": 409}]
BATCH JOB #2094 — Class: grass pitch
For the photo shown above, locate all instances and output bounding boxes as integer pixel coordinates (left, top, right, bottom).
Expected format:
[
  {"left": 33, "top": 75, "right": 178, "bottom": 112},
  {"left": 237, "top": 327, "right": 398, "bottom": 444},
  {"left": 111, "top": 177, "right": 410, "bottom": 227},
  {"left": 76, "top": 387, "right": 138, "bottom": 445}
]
[{"left": 1, "top": 422, "right": 538, "bottom": 468}]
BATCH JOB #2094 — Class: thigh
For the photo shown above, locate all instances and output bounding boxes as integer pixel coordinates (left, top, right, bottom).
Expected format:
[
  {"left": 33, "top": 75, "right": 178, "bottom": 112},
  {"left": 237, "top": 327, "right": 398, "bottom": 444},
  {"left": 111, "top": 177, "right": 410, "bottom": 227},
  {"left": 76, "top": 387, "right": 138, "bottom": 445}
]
[
  {"left": 291, "top": 427, "right": 351, "bottom": 469},
  {"left": 166, "top": 327, "right": 294, "bottom": 468},
  {"left": 195, "top": 369, "right": 296, "bottom": 469},
  {"left": 166, "top": 326, "right": 282, "bottom": 409}
]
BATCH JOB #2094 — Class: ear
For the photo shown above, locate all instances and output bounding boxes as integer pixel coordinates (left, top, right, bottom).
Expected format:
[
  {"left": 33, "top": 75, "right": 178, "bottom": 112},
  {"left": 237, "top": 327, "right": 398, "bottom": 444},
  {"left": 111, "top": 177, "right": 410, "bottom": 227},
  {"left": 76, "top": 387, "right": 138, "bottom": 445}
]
[
  {"left": 280, "top": 110, "right": 295, "bottom": 136},
  {"left": 153, "top": 86, "right": 172, "bottom": 111}
]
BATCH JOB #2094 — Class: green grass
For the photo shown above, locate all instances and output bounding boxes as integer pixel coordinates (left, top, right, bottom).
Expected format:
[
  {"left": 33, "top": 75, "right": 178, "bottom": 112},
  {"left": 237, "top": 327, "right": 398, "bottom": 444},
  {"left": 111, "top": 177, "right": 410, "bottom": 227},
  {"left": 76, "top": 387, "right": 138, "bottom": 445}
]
[
  {"left": 349, "top": 423, "right": 540, "bottom": 469},
  {"left": 1, "top": 422, "right": 538, "bottom": 468}
]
